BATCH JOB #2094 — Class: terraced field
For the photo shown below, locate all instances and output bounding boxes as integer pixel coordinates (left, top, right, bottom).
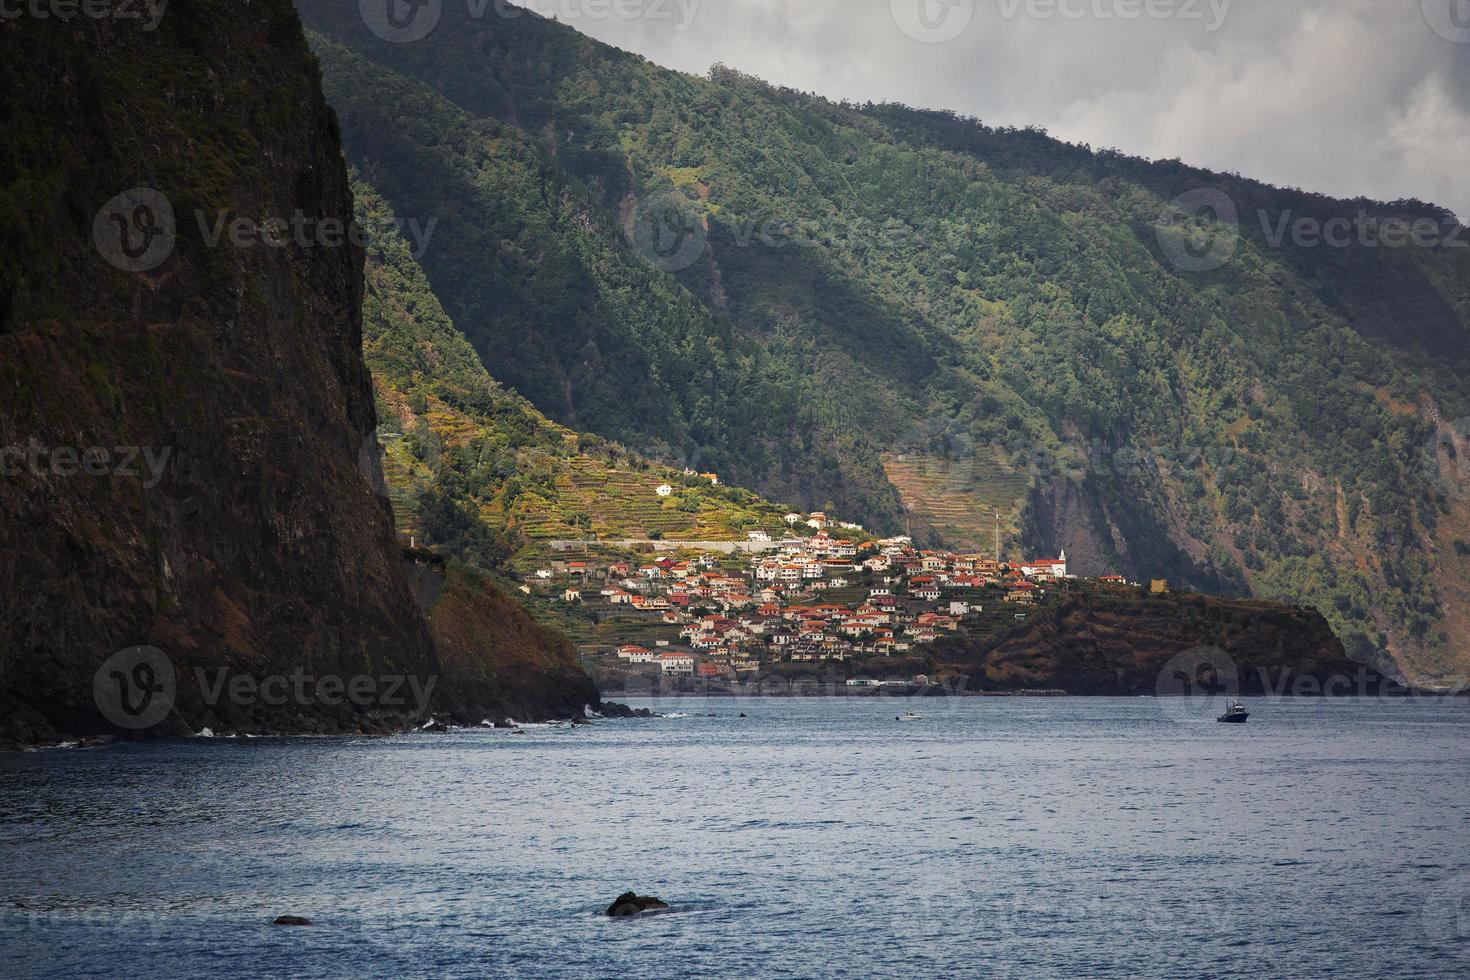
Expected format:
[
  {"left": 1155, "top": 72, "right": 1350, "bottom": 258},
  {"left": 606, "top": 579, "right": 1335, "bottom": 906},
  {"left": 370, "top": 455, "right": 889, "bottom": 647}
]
[
  {"left": 881, "top": 445, "right": 1032, "bottom": 553},
  {"left": 554, "top": 458, "right": 700, "bottom": 539}
]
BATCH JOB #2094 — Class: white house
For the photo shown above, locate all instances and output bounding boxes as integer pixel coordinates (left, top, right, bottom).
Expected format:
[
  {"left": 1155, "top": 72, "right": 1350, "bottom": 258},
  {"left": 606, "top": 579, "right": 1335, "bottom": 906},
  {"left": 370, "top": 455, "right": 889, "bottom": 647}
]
[
  {"left": 656, "top": 652, "right": 695, "bottom": 676},
  {"left": 747, "top": 530, "right": 772, "bottom": 543},
  {"left": 617, "top": 645, "right": 655, "bottom": 662},
  {"left": 656, "top": 484, "right": 674, "bottom": 498}
]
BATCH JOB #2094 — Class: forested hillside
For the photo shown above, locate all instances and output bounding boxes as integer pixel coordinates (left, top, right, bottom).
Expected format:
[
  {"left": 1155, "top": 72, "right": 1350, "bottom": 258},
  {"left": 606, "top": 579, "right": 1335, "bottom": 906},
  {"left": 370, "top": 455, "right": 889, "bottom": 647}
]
[
  {"left": 355, "top": 178, "right": 810, "bottom": 554},
  {"left": 297, "top": 4, "right": 1470, "bottom": 684}
]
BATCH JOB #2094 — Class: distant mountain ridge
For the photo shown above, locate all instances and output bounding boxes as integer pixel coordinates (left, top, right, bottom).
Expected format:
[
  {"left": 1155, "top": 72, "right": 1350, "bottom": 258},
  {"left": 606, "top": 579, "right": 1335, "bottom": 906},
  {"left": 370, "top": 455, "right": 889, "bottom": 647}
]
[{"left": 295, "top": 2, "right": 1470, "bottom": 685}]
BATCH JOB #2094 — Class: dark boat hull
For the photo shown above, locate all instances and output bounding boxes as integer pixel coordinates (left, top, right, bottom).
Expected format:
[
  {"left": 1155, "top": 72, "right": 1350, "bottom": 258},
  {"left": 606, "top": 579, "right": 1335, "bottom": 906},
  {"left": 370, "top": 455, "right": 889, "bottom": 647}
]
[{"left": 1217, "top": 713, "right": 1250, "bottom": 724}]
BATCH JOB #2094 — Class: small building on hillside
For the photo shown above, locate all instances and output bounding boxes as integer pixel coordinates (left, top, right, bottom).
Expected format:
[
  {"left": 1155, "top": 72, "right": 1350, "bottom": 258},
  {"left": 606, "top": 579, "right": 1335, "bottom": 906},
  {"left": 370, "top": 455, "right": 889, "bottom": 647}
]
[
  {"left": 1019, "top": 550, "right": 1068, "bottom": 580},
  {"left": 656, "top": 652, "right": 696, "bottom": 676}
]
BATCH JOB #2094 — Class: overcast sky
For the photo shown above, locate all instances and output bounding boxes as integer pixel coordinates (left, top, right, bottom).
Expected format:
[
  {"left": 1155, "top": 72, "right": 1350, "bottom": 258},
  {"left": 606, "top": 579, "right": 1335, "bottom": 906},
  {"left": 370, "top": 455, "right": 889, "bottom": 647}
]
[{"left": 514, "top": 0, "right": 1470, "bottom": 220}]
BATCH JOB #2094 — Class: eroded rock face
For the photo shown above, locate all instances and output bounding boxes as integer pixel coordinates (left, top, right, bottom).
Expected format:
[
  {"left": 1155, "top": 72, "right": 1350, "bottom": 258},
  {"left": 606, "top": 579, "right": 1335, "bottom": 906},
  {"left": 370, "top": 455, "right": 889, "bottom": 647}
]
[
  {"left": 605, "top": 893, "right": 670, "bottom": 918},
  {"left": 0, "top": 4, "right": 440, "bottom": 739},
  {"left": 0, "top": 6, "right": 606, "bottom": 742}
]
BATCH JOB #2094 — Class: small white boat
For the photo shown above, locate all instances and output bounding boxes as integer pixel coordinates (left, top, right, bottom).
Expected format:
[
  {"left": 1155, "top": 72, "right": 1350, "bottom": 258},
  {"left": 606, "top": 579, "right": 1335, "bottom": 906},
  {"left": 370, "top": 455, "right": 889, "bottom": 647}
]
[{"left": 896, "top": 711, "right": 922, "bottom": 722}]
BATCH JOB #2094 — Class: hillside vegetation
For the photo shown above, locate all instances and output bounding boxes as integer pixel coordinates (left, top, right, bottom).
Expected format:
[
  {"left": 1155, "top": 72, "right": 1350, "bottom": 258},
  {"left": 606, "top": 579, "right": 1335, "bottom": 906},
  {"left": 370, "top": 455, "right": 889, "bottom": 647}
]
[
  {"left": 298, "top": 5, "right": 1470, "bottom": 684},
  {"left": 356, "top": 178, "right": 806, "bottom": 557}
]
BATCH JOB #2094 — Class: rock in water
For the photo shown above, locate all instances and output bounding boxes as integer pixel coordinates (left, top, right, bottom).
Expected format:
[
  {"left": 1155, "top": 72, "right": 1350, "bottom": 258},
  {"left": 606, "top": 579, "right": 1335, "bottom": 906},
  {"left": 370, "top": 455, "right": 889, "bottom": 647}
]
[
  {"left": 272, "top": 916, "right": 313, "bottom": 927},
  {"left": 605, "top": 892, "right": 670, "bottom": 917}
]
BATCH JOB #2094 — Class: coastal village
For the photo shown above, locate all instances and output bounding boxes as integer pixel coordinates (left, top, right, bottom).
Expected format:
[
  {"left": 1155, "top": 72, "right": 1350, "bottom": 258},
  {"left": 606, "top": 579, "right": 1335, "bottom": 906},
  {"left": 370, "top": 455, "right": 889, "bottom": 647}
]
[{"left": 518, "top": 508, "right": 1142, "bottom": 683}]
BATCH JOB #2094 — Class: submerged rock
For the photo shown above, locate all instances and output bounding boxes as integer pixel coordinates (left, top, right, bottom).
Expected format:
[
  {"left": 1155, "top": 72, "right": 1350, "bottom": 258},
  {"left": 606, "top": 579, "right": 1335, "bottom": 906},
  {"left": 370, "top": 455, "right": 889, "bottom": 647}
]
[{"left": 605, "top": 892, "right": 670, "bottom": 917}]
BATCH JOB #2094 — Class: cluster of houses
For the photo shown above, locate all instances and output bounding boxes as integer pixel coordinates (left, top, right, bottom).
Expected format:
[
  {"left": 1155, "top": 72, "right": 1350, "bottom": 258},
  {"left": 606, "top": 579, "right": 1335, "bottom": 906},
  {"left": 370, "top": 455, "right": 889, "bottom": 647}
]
[{"left": 537, "top": 518, "right": 1134, "bottom": 680}]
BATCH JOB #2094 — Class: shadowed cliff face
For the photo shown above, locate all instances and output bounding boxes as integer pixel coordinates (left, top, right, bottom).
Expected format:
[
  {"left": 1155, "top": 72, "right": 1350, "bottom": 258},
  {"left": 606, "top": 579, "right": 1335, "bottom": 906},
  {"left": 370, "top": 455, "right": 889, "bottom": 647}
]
[{"left": 0, "top": 3, "right": 592, "bottom": 744}]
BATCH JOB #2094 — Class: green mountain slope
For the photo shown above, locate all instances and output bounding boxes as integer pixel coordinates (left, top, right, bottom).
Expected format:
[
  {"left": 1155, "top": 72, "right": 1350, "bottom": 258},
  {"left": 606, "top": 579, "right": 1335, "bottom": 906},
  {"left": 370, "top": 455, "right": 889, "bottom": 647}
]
[
  {"left": 297, "top": 4, "right": 1470, "bottom": 684},
  {"left": 355, "top": 177, "right": 808, "bottom": 551}
]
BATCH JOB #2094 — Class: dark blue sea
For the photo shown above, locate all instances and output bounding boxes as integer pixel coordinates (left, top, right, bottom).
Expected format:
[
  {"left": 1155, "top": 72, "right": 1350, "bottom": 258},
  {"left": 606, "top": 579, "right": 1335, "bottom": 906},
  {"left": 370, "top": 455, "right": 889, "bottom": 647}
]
[{"left": 3, "top": 697, "right": 1468, "bottom": 978}]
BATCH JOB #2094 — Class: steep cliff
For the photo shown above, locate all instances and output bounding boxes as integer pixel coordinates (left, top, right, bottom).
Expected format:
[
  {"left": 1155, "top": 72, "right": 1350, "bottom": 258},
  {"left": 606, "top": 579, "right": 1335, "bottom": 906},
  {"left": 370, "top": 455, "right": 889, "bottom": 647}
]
[
  {"left": 0, "top": 2, "right": 592, "bottom": 744},
  {"left": 428, "top": 564, "right": 599, "bottom": 723}
]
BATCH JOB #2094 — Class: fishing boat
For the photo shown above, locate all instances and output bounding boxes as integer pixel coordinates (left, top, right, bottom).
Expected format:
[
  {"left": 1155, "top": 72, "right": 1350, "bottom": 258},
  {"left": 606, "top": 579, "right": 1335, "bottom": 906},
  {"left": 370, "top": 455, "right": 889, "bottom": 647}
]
[
  {"left": 896, "top": 711, "right": 922, "bottom": 722},
  {"left": 1217, "top": 699, "right": 1250, "bottom": 724}
]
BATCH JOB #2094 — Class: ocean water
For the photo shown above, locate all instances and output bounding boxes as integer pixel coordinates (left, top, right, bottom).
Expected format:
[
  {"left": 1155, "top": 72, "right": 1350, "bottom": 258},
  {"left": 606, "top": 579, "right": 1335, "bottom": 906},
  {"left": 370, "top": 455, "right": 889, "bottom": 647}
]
[{"left": 2, "top": 696, "right": 1468, "bottom": 979}]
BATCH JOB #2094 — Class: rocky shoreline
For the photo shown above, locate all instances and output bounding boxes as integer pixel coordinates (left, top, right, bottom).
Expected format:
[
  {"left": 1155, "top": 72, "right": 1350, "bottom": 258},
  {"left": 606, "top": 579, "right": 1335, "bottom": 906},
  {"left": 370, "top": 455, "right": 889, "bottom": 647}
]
[{"left": 0, "top": 701, "right": 665, "bottom": 753}]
